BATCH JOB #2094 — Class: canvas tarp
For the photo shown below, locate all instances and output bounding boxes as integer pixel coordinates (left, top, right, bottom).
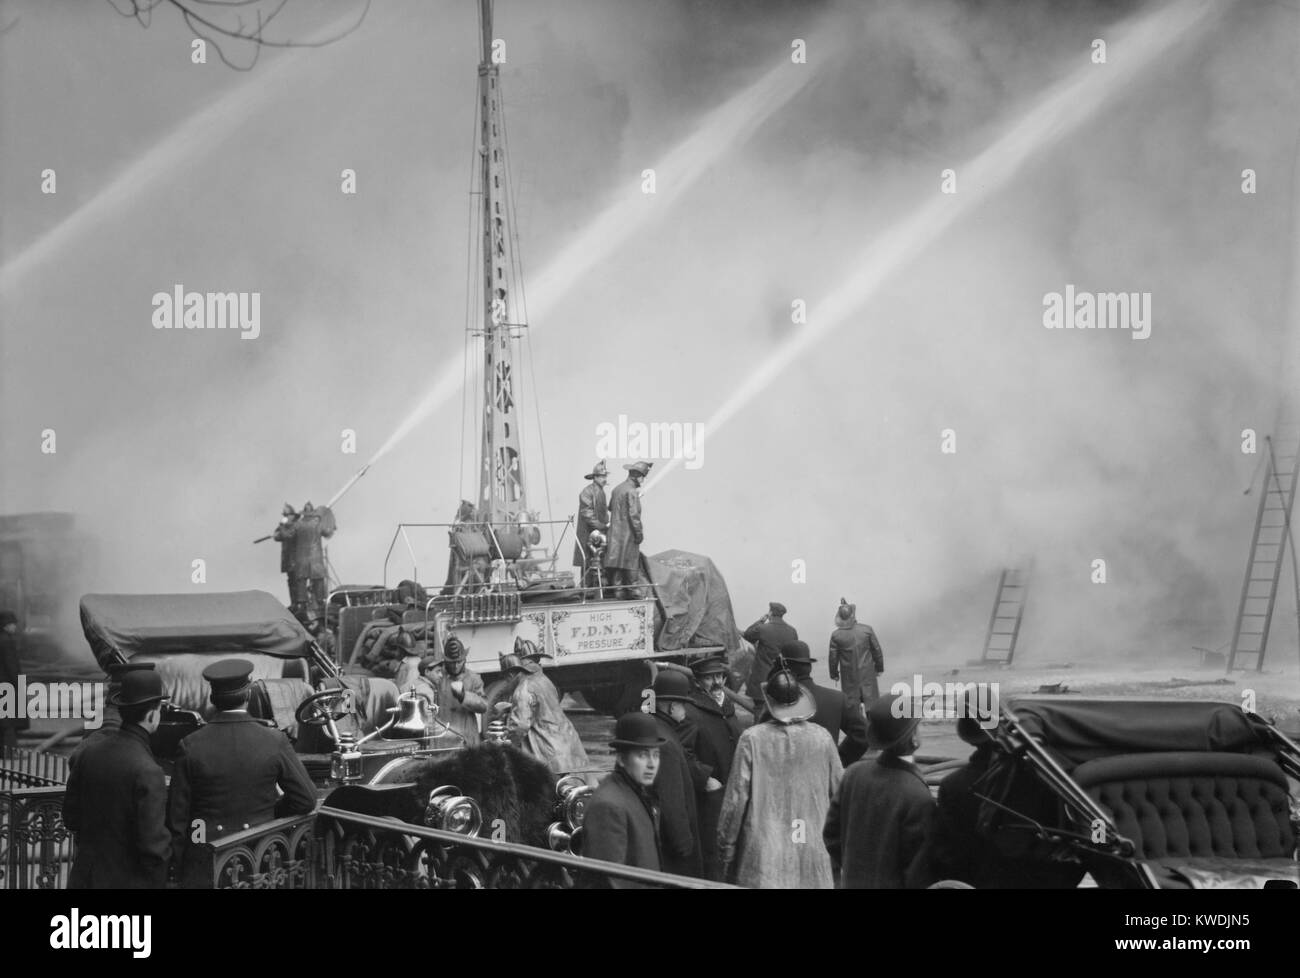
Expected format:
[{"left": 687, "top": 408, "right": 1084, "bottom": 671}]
[
  {"left": 641, "top": 550, "right": 742, "bottom": 655},
  {"left": 80, "top": 590, "right": 310, "bottom": 666}
]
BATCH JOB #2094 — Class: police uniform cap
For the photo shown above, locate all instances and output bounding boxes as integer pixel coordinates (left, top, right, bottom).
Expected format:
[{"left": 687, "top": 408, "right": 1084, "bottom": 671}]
[
  {"left": 203, "top": 658, "right": 255, "bottom": 696},
  {"left": 689, "top": 655, "right": 729, "bottom": 676}
]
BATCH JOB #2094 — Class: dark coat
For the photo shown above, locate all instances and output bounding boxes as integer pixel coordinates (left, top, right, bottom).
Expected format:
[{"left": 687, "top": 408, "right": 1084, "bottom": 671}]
[
  {"left": 742, "top": 617, "right": 797, "bottom": 700},
  {"left": 583, "top": 767, "right": 663, "bottom": 888},
  {"left": 754, "top": 677, "right": 868, "bottom": 766},
  {"left": 274, "top": 507, "right": 336, "bottom": 579},
  {"left": 603, "top": 478, "right": 643, "bottom": 571},
  {"left": 167, "top": 711, "right": 317, "bottom": 885},
  {"left": 828, "top": 621, "right": 884, "bottom": 708},
  {"left": 64, "top": 724, "right": 171, "bottom": 888},
  {"left": 823, "top": 753, "right": 937, "bottom": 889},
  {"left": 651, "top": 712, "right": 706, "bottom": 877},
  {"left": 572, "top": 482, "right": 609, "bottom": 568},
  {"left": 682, "top": 693, "right": 738, "bottom": 881},
  {"left": 0, "top": 631, "right": 28, "bottom": 731}
]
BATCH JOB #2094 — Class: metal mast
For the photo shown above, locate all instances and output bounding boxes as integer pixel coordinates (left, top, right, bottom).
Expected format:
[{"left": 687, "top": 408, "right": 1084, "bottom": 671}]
[{"left": 476, "top": 0, "right": 526, "bottom": 526}]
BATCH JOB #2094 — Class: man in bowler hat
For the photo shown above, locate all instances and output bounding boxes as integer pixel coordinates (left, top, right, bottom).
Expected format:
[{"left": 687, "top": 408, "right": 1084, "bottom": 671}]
[
  {"left": 167, "top": 658, "right": 317, "bottom": 887},
  {"left": 583, "top": 711, "right": 666, "bottom": 887},
  {"left": 63, "top": 669, "right": 171, "bottom": 887}
]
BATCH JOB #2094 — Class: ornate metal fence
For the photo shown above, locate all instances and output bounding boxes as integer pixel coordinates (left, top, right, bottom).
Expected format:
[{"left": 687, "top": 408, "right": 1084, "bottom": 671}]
[{"left": 1, "top": 786, "right": 72, "bottom": 889}]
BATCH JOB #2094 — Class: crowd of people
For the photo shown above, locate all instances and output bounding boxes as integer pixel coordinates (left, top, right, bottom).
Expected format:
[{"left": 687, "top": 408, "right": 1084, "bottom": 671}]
[{"left": 583, "top": 600, "right": 1012, "bottom": 889}]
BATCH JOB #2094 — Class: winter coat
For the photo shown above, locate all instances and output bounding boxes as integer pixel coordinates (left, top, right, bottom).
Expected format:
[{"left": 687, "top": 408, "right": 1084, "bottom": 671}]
[
  {"left": 583, "top": 767, "right": 663, "bottom": 887},
  {"left": 603, "top": 478, "right": 643, "bottom": 571},
  {"left": 651, "top": 712, "right": 707, "bottom": 878},
  {"left": 717, "top": 719, "right": 842, "bottom": 888},
  {"left": 756, "top": 677, "right": 868, "bottom": 767},
  {"left": 828, "top": 621, "right": 884, "bottom": 709},
  {"left": 508, "top": 670, "right": 589, "bottom": 774},
  {"left": 742, "top": 617, "right": 798, "bottom": 701},
  {"left": 422, "top": 663, "right": 488, "bottom": 747},
  {"left": 823, "top": 752, "right": 936, "bottom": 889},
  {"left": 64, "top": 724, "right": 170, "bottom": 888},
  {"left": 572, "top": 482, "right": 609, "bottom": 568},
  {"left": 167, "top": 711, "right": 318, "bottom": 886},
  {"left": 683, "top": 692, "right": 740, "bottom": 784},
  {"left": 274, "top": 506, "right": 336, "bottom": 580}
]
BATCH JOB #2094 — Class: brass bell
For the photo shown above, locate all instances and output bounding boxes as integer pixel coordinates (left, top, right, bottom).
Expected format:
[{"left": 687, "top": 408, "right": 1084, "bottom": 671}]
[{"left": 386, "top": 691, "right": 435, "bottom": 739}]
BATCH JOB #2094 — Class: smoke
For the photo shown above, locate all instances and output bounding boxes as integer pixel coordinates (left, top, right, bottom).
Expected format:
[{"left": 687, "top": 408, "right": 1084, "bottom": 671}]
[{"left": 2, "top": 0, "right": 1298, "bottom": 675}]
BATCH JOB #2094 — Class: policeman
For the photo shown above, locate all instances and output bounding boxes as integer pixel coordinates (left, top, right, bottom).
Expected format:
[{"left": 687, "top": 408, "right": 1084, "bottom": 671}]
[{"left": 167, "top": 658, "right": 317, "bottom": 887}]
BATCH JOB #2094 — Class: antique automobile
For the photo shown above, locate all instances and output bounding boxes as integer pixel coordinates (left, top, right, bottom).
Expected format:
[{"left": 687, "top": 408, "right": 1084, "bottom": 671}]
[
  {"left": 77, "top": 590, "right": 592, "bottom": 850},
  {"left": 955, "top": 696, "right": 1300, "bottom": 889}
]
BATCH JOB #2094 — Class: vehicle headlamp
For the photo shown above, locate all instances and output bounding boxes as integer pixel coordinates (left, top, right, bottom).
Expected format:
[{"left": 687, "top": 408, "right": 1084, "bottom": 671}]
[
  {"left": 554, "top": 774, "right": 592, "bottom": 831},
  {"left": 425, "top": 784, "right": 482, "bottom": 836}
]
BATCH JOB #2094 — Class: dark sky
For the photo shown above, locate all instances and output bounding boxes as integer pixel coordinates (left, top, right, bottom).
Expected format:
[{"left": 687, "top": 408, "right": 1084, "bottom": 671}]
[{"left": 2, "top": 0, "right": 1299, "bottom": 670}]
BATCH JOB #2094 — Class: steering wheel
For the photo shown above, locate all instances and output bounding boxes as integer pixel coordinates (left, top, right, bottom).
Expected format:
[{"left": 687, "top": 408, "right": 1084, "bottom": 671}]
[{"left": 295, "top": 688, "right": 355, "bottom": 728}]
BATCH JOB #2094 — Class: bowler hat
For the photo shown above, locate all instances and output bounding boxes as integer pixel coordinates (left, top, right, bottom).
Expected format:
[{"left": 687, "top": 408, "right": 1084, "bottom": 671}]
[
  {"left": 690, "top": 655, "right": 729, "bottom": 677},
  {"left": 762, "top": 662, "right": 815, "bottom": 723},
  {"left": 867, "top": 692, "right": 920, "bottom": 754},
  {"left": 652, "top": 669, "right": 692, "bottom": 703},
  {"left": 105, "top": 661, "right": 156, "bottom": 680},
  {"left": 778, "top": 640, "right": 817, "bottom": 664},
  {"left": 623, "top": 461, "right": 653, "bottom": 477},
  {"left": 584, "top": 460, "right": 609, "bottom": 480},
  {"left": 203, "top": 658, "right": 254, "bottom": 697},
  {"left": 110, "top": 670, "right": 165, "bottom": 708},
  {"left": 956, "top": 684, "right": 996, "bottom": 746},
  {"left": 610, "top": 711, "right": 667, "bottom": 750}
]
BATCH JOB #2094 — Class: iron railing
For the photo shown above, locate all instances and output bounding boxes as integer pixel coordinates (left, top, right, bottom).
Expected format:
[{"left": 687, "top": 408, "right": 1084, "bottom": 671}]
[
  {"left": 1, "top": 745, "right": 69, "bottom": 789},
  {"left": 2, "top": 783, "right": 732, "bottom": 889}
]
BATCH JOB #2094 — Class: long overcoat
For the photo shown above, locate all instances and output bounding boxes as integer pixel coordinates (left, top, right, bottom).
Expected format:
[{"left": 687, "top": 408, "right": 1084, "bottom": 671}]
[
  {"left": 603, "top": 478, "right": 643, "bottom": 571},
  {"left": 64, "top": 724, "right": 171, "bottom": 888},
  {"left": 583, "top": 767, "right": 663, "bottom": 888},
  {"left": 572, "top": 482, "right": 609, "bottom": 569},
  {"left": 823, "top": 753, "right": 936, "bottom": 889}
]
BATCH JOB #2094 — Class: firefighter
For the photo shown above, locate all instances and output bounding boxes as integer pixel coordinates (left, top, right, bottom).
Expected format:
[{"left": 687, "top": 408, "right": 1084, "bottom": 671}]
[
  {"left": 573, "top": 460, "right": 610, "bottom": 589},
  {"left": 421, "top": 635, "right": 488, "bottom": 746},
  {"left": 274, "top": 501, "right": 337, "bottom": 625},
  {"left": 506, "top": 639, "right": 589, "bottom": 774},
  {"left": 828, "top": 599, "right": 885, "bottom": 713},
  {"left": 604, "top": 461, "right": 651, "bottom": 600}
]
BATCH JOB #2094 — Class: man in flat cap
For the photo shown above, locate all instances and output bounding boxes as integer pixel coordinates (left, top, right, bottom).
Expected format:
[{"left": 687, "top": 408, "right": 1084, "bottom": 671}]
[
  {"left": 743, "top": 602, "right": 798, "bottom": 703},
  {"left": 582, "top": 712, "right": 666, "bottom": 887},
  {"left": 167, "top": 658, "right": 317, "bottom": 887},
  {"left": 420, "top": 635, "right": 488, "bottom": 746},
  {"left": 505, "top": 639, "right": 589, "bottom": 774},
  {"left": 573, "top": 460, "right": 610, "bottom": 590},
  {"left": 0, "top": 610, "right": 25, "bottom": 749},
  {"left": 63, "top": 669, "right": 171, "bottom": 888},
  {"left": 604, "top": 460, "right": 651, "bottom": 600}
]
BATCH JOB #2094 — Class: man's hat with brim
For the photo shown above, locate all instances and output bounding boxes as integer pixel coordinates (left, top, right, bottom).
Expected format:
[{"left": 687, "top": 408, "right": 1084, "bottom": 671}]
[
  {"left": 867, "top": 692, "right": 921, "bottom": 753},
  {"left": 768, "top": 602, "right": 787, "bottom": 617},
  {"left": 689, "top": 655, "right": 729, "bottom": 677},
  {"left": 443, "top": 635, "right": 467, "bottom": 661},
  {"left": 652, "top": 669, "right": 692, "bottom": 703},
  {"left": 834, "top": 599, "right": 856, "bottom": 628},
  {"left": 109, "top": 669, "right": 165, "bottom": 709},
  {"left": 584, "top": 460, "right": 609, "bottom": 480},
  {"left": 610, "top": 711, "right": 668, "bottom": 750},
  {"left": 513, "top": 637, "right": 552, "bottom": 662},
  {"left": 623, "top": 461, "right": 653, "bottom": 477},
  {"left": 762, "top": 661, "right": 816, "bottom": 724},
  {"left": 778, "top": 640, "right": 817, "bottom": 664},
  {"left": 203, "top": 658, "right": 254, "bottom": 698},
  {"left": 498, "top": 653, "right": 528, "bottom": 675},
  {"left": 956, "top": 685, "right": 996, "bottom": 746},
  {"left": 105, "top": 661, "right": 156, "bottom": 681}
]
